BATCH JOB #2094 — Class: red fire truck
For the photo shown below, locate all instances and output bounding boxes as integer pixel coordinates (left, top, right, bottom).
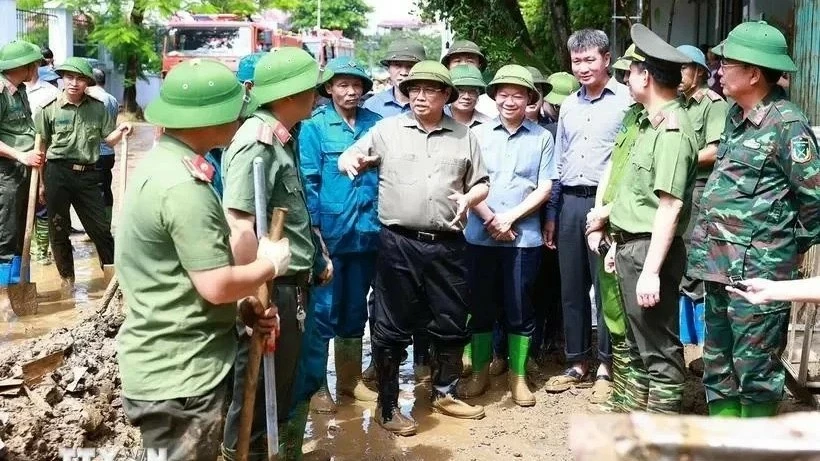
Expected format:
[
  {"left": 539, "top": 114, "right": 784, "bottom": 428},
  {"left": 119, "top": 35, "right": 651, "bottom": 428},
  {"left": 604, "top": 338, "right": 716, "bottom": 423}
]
[
  {"left": 300, "top": 29, "right": 356, "bottom": 67},
  {"left": 161, "top": 13, "right": 303, "bottom": 76}
]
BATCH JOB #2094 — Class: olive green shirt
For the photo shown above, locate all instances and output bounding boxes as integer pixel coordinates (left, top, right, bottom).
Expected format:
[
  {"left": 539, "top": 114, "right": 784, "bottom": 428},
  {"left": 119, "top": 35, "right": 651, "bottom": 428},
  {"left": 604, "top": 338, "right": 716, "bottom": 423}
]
[
  {"left": 610, "top": 100, "right": 698, "bottom": 235},
  {"left": 602, "top": 103, "right": 643, "bottom": 205},
  {"left": 344, "top": 112, "right": 489, "bottom": 232},
  {"left": 679, "top": 86, "right": 729, "bottom": 180},
  {"left": 0, "top": 75, "right": 35, "bottom": 155},
  {"left": 222, "top": 110, "right": 315, "bottom": 274},
  {"left": 34, "top": 92, "right": 116, "bottom": 164},
  {"left": 116, "top": 135, "right": 236, "bottom": 401}
]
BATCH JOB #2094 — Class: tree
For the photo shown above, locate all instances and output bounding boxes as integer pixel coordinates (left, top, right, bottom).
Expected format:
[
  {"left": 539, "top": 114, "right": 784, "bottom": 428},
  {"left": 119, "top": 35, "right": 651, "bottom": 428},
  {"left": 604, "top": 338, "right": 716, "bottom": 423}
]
[
  {"left": 289, "top": 0, "right": 373, "bottom": 39},
  {"left": 355, "top": 30, "right": 443, "bottom": 75}
]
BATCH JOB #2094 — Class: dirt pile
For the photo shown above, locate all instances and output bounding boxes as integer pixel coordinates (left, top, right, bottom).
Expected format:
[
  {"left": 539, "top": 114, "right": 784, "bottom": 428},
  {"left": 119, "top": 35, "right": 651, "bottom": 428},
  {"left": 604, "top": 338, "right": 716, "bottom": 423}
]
[{"left": 0, "top": 294, "right": 140, "bottom": 461}]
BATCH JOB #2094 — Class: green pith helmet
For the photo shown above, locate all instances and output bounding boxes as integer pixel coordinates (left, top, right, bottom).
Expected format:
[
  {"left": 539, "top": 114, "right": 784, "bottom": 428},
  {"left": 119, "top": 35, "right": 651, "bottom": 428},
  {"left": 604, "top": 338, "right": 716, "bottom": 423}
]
[
  {"left": 0, "top": 40, "right": 42, "bottom": 72},
  {"left": 486, "top": 64, "right": 539, "bottom": 105},
  {"left": 613, "top": 44, "right": 643, "bottom": 70},
  {"left": 450, "top": 64, "right": 486, "bottom": 93},
  {"left": 55, "top": 57, "right": 96, "bottom": 85},
  {"left": 545, "top": 72, "right": 580, "bottom": 106},
  {"left": 252, "top": 48, "right": 332, "bottom": 105},
  {"left": 318, "top": 56, "right": 373, "bottom": 98},
  {"left": 526, "top": 65, "right": 551, "bottom": 96},
  {"left": 712, "top": 20, "right": 796, "bottom": 72},
  {"left": 145, "top": 58, "right": 259, "bottom": 129},
  {"left": 441, "top": 39, "right": 487, "bottom": 71},
  {"left": 380, "top": 38, "right": 427, "bottom": 67},
  {"left": 397, "top": 60, "right": 458, "bottom": 104}
]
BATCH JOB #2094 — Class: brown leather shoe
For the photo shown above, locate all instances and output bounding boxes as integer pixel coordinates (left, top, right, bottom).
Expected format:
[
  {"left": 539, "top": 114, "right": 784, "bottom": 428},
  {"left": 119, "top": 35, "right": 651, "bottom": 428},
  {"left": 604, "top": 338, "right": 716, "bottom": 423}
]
[
  {"left": 375, "top": 404, "right": 417, "bottom": 436},
  {"left": 310, "top": 385, "right": 337, "bottom": 414},
  {"left": 457, "top": 364, "right": 489, "bottom": 399},
  {"left": 432, "top": 394, "right": 486, "bottom": 419},
  {"left": 508, "top": 372, "right": 536, "bottom": 407}
]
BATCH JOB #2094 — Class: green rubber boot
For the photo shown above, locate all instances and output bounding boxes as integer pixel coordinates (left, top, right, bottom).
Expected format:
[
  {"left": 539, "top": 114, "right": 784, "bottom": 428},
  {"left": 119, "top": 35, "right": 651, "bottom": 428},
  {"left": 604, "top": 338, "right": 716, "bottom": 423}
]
[
  {"left": 457, "top": 332, "right": 492, "bottom": 398},
  {"left": 741, "top": 401, "right": 779, "bottom": 418},
  {"left": 280, "top": 401, "right": 331, "bottom": 460},
  {"left": 462, "top": 343, "right": 473, "bottom": 377},
  {"left": 708, "top": 398, "right": 741, "bottom": 417},
  {"left": 508, "top": 334, "right": 535, "bottom": 406}
]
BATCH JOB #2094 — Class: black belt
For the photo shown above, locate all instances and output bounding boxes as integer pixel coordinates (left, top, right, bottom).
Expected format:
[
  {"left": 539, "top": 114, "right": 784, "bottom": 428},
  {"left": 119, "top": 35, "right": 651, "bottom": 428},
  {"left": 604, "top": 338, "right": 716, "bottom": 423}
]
[
  {"left": 611, "top": 231, "right": 652, "bottom": 245},
  {"left": 388, "top": 225, "right": 462, "bottom": 243},
  {"left": 276, "top": 271, "right": 312, "bottom": 287},
  {"left": 51, "top": 160, "right": 97, "bottom": 172},
  {"left": 563, "top": 185, "right": 598, "bottom": 197}
]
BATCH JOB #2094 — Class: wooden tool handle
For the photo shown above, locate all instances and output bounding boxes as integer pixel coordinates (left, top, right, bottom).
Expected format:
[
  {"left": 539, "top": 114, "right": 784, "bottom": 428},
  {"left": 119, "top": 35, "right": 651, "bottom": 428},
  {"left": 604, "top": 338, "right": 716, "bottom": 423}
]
[
  {"left": 19, "top": 135, "right": 42, "bottom": 284},
  {"left": 117, "top": 136, "right": 129, "bottom": 219}
]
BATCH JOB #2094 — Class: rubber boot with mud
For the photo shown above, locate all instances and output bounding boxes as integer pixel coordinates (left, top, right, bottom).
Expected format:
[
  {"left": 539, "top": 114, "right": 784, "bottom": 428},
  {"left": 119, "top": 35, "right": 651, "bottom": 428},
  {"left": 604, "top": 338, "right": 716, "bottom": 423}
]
[
  {"left": 508, "top": 334, "right": 536, "bottom": 407},
  {"left": 600, "top": 338, "right": 628, "bottom": 413},
  {"left": 432, "top": 344, "right": 485, "bottom": 419},
  {"left": 457, "top": 332, "right": 492, "bottom": 399},
  {"left": 461, "top": 342, "right": 473, "bottom": 377},
  {"left": 374, "top": 346, "right": 417, "bottom": 436},
  {"left": 741, "top": 401, "right": 779, "bottom": 418},
  {"left": 335, "top": 337, "right": 378, "bottom": 401},
  {"left": 646, "top": 382, "right": 683, "bottom": 414},
  {"left": 708, "top": 397, "right": 741, "bottom": 417},
  {"left": 280, "top": 401, "right": 332, "bottom": 460},
  {"left": 621, "top": 346, "right": 649, "bottom": 411},
  {"left": 488, "top": 355, "right": 508, "bottom": 376},
  {"left": 310, "top": 381, "right": 337, "bottom": 414}
]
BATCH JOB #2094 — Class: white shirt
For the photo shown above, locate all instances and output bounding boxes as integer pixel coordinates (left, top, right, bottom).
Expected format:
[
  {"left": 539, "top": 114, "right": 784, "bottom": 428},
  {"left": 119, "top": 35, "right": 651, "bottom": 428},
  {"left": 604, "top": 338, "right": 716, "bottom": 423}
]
[{"left": 25, "top": 80, "right": 61, "bottom": 119}]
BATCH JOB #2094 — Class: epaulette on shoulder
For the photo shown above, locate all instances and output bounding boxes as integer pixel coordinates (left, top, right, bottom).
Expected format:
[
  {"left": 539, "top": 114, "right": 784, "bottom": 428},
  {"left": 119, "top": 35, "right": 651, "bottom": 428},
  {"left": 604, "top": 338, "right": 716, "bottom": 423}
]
[
  {"left": 257, "top": 123, "right": 274, "bottom": 145},
  {"left": 0, "top": 80, "right": 5, "bottom": 92},
  {"left": 705, "top": 89, "right": 723, "bottom": 102},
  {"left": 664, "top": 110, "right": 680, "bottom": 131},
  {"left": 775, "top": 100, "right": 807, "bottom": 124}
]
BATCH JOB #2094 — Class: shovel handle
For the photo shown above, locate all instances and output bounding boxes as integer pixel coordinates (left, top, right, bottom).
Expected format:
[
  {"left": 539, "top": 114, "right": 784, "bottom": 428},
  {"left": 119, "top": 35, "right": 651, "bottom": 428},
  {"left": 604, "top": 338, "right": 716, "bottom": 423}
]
[
  {"left": 19, "top": 135, "right": 42, "bottom": 284},
  {"left": 117, "top": 135, "right": 129, "bottom": 219}
]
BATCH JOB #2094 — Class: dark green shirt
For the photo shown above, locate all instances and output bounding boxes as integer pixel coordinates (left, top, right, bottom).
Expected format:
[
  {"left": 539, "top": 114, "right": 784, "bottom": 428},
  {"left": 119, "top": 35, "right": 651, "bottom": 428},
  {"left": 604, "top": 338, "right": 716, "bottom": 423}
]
[
  {"left": 679, "top": 86, "right": 729, "bottom": 180},
  {"left": 603, "top": 103, "right": 643, "bottom": 206},
  {"left": 0, "top": 75, "right": 35, "bottom": 154},
  {"left": 34, "top": 92, "right": 116, "bottom": 164}
]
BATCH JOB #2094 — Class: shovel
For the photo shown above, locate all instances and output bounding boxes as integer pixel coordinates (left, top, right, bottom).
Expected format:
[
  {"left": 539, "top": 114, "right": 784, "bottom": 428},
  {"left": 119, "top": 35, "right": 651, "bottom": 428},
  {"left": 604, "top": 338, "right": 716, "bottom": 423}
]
[
  {"left": 102, "top": 136, "right": 128, "bottom": 284},
  {"left": 4, "top": 135, "right": 42, "bottom": 316}
]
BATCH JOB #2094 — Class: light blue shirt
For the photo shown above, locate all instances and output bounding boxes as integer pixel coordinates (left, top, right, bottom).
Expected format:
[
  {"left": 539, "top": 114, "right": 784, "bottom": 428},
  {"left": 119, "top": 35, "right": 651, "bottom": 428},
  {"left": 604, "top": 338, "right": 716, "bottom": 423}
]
[
  {"left": 465, "top": 119, "right": 557, "bottom": 248},
  {"left": 362, "top": 87, "right": 410, "bottom": 118},
  {"left": 97, "top": 89, "right": 119, "bottom": 157}
]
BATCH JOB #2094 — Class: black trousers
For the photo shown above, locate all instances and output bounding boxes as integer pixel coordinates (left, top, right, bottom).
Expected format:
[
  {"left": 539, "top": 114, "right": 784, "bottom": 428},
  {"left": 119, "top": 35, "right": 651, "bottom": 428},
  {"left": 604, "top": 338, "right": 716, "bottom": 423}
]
[
  {"left": 372, "top": 227, "right": 470, "bottom": 349},
  {"left": 96, "top": 154, "right": 116, "bottom": 207},
  {"left": 44, "top": 161, "right": 115, "bottom": 279},
  {"left": 0, "top": 160, "right": 29, "bottom": 263}
]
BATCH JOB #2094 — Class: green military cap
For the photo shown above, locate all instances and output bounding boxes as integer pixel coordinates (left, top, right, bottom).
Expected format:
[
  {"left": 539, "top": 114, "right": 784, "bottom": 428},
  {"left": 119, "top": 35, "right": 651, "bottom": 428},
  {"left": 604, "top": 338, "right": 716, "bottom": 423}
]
[
  {"left": 712, "top": 21, "right": 797, "bottom": 72},
  {"left": 450, "top": 64, "right": 486, "bottom": 93},
  {"left": 318, "top": 56, "right": 373, "bottom": 98},
  {"left": 526, "top": 65, "right": 551, "bottom": 96},
  {"left": 486, "top": 64, "right": 539, "bottom": 105},
  {"left": 55, "top": 57, "right": 96, "bottom": 85},
  {"left": 0, "top": 40, "right": 42, "bottom": 71},
  {"left": 252, "top": 48, "right": 332, "bottom": 105},
  {"left": 397, "top": 60, "right": 458, "bottom": 104},
  {"left": 380, "top": 38, "right": 427, "bottom": 67},
  {"left": 545, "top": 72, "right": 580, "bottom": 106},
  {"left": 630, "top": 23, "right": 691, "bottom": 66},
  {"left": 613, "top": 44, "right": 644, "bottom": 70},
  {"left": 145, "top": 58, "right": 259, "bottom": 129},
  {"left": 441, "top": 39, "right": 487, "bottom": 71}
]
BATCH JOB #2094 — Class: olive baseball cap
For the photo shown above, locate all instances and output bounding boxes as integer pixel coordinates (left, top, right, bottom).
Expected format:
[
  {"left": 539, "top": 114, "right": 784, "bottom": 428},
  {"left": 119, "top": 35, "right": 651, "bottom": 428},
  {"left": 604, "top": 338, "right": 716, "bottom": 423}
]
[
  {"left": 252, "top": 48, "right": 332, "bottom": 105},
  {"left": 145, "top": 58, "right": 258, "bottom": 129},
  {"left": 441, "top": 39, "right": 487, "bottom": 70},
  {"left": 318, "top": 56, "right": 373, "bottom": 98},
  {"left": 712, "top": 20, "right": 796, "bottom": 72},
  {"left": 380, "top": 38, "right": 427, "bottom": 67},
  {"left": 55, "top": 57, "right": 96, "bottom": 85},
  {"left": 236, "top": 52, "right": 266, "bottom": 83},
  {"left": 450, "top": 64, "right": 486, "bottom": 93},
  {"left": 486, "top": 64, "right": 539, "bottom": 105},
  {"left": 398, "top": 60, "right": 458, "bottom": 104},
  {"left": 545, "top": 72, "right": 580, "bottom": 106},
  {"left": 0, "top": 40, "right": 44, "bottom": 71}
]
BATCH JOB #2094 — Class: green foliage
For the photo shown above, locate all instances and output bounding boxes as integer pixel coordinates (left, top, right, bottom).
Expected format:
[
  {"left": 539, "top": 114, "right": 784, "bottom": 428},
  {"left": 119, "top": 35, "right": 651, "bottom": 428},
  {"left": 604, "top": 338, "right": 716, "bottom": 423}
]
[
  {"left": 355, "top": 30, "right": 443, "bottom": 75},
  {"left": 289, "top": 0, "right": 372, "bottom": 39}
]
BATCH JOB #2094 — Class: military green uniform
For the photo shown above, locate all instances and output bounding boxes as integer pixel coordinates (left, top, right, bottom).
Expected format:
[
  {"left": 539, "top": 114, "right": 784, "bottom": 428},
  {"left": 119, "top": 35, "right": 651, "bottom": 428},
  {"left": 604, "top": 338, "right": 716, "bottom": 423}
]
[
  {"left": 0, "top": 41, "right": 40, "bottom": 269},
  {"left": 116, "top": 58, "right": 257, "bottom": 461},
  {"left": 688, "top": 48, "right": 820, "bottom": 422},
  {"left": 34, "top": 58, "right": 116, "bottom": 280},
  {"left": 220, "top": 48, "right": 330, "bottom": 461}
]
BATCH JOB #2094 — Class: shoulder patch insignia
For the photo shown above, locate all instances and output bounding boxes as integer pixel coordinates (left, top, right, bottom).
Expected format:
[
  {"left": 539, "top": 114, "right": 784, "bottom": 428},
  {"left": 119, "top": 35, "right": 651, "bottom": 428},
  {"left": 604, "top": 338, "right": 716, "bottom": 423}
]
[
  {"left": 272, "top": 121, "right": 292, "bottom": 145},
  {"left": 0, "top": 80, "right": 5, "bottom": 92},
  {"left": 664, "top": 111, "right": 680, "bottom": 131},
  {"left": 706, "top": 89, "right": 723, "bottom": 102},
  {"left": 257, "top": 124, "right": 274, "bottom": 145},
  {"left": 790, "top": 135, "right": 815, "bottom": 164},
  {"left": 182, "top": 155, "right": 215, "bottom": 183},
  {"left": 692, "top": 89, "right": 706, "bottom": 103}
]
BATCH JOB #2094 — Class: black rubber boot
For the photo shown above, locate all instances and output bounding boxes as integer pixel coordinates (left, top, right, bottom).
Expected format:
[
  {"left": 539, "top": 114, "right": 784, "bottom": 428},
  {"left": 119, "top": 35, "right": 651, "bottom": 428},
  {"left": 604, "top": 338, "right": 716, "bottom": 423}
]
[{"left": 374, "top": 346, "right": 417, "bottom": 436}]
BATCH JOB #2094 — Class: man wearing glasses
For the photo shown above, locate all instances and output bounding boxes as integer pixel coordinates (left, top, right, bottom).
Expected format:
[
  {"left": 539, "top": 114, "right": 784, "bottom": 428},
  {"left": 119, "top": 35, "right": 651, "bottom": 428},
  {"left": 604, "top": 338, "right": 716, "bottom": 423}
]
[
  {"left": 338, "top": 61, "right": 489, "bottom": 436},
  {"left": 688, "top": 21, "right": 820, "bottom": 418}
]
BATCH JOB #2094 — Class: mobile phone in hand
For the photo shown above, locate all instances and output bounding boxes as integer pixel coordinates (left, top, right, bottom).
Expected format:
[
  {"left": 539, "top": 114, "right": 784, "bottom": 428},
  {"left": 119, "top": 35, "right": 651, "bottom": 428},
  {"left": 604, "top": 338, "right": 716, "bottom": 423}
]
[{"left": 729, "top": 275, "right": 749, "bottom": 292}]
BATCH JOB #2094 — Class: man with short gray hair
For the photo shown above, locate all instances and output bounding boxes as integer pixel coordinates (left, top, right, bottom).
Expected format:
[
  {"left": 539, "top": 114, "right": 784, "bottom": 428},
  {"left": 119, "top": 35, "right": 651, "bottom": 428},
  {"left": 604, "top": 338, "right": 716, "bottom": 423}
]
[{"left": 544, "top": 29, "right": 632, "bottom": 402}]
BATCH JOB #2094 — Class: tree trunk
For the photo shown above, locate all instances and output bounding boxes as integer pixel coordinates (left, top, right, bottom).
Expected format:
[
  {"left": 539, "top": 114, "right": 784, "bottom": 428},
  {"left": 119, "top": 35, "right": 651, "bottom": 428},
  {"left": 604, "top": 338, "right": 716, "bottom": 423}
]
[
  {"left": 122, "top": 6, "right": 145, "bottom": 115},
  {"left": 498, "top": 0, "right": 535, "bottom": 50},
  {"left": 547, "top": 0, "right": 572, "bottom": 70}
]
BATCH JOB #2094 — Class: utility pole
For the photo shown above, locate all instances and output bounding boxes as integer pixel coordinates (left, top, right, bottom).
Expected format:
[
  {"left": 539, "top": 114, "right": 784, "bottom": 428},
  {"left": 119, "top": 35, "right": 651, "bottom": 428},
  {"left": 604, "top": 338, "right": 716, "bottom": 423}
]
[{"left": 317, "top": 0, "right": 322, "bottom": 29}]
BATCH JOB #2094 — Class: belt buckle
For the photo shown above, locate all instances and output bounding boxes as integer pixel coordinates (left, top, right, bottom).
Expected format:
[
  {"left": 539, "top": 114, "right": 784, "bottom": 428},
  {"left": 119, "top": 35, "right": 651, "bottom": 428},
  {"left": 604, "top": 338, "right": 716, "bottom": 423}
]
[
  {"left": 417, "top": 231, "right": 436, "bottom": 242},
  {"left": 71, "top": 164, "right": 84, "bottom": 172}
]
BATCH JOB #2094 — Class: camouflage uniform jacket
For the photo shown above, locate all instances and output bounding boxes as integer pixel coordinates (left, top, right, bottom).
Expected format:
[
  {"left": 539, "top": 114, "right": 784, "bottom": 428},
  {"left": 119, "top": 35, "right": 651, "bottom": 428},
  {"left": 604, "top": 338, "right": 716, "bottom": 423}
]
[{"left": 687, "top": 88, "right": 820, "bottom": 292}]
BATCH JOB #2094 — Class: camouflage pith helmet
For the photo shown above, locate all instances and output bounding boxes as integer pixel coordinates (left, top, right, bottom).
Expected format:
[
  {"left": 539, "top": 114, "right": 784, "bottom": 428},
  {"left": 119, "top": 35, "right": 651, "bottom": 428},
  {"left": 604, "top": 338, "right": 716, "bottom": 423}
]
[
  {"left": 712, "top": 20, "right": 796, "bottom": 72},
  {"left": 450, "top": 64, "right": 486, "bottom": 93},
  {"left": 380, "top": 38, "right": 427, "bottom": 67},
  {"left": 55, "top": 57, "right": 96, "bottom": 85},
  {"left": 0, "top": 40, "right": 42, "bottom": 72},
  {"left": 397, "top": 60, "right": 458, "bottom": 104},
  {"left": 526, "top": 65, "right": 551, "bottom": 97},
  {"left": 145, "top": 59, "right": 259, "bottom": 129},
  {"left": 486, "top": 64, "right": 539, "bottom": 105},
  {"left": 545, "top": 72, "right": 580, "bottom": 106},
  {"left": 441, "top": 39, "right": 487, "bottom": 71},
  {"left": 318, "top": 56, "right": 373, "bottom": 98},
  {"left": 236, "top": 52, "right": 266, "bottom": 83},
  {"left": 252, "top": 48, "right": 333, "bottom": 105}
]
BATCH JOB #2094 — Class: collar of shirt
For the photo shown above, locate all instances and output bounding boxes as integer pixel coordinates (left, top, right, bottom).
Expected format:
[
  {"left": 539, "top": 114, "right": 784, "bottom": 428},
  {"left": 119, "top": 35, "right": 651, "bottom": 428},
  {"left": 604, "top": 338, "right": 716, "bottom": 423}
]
[
  {"left": 681, "top": 86, "right": 710, "bottom": 107},
  {"left": 729, "top": 87, "right": 786, "bottom": 129},
  {"left": 156, "top": 133, "right": 196, "bottom": 157},
  {"left": 25, "top": 80, "right": 48, "bottom": 93},
  {"left": 577, "top": 76, "right": 621, "bottom": 102},
  {"left": 377, "top": 86, "right": 407, "bottom": 109},
  {"left": 399, "top": 111, "right": 459, "bottom": 133},
  {"left": 58, "top": 91, "right": 89, "bottom": 107},
  {"left": 253, "top": 109, "right": 294, "bottom": 145},
  {"left": 444, "top": 105, "right": 491, "bottom": 127},
  {"left": 324, "top": 103, "right": 377, "bottom": 137},
  {"left": 643, "top": 99, "right": 683, "bottom": 129},
  {"left": 489, "top": 117, "right": 536, "bottom": 136},
  {"left": 0, "top": 74, "right": 19, "bottom": 95}
]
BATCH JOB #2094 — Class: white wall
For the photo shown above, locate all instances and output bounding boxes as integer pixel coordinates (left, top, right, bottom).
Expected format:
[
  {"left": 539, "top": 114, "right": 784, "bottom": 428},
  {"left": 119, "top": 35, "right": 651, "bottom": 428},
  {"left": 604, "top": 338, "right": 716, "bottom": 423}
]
[
  {"left": 106, "top": 69, "right": 162, "bottom": 111},
  {"left": 0, "top": 0, "right": 18, "bottom": 45}
]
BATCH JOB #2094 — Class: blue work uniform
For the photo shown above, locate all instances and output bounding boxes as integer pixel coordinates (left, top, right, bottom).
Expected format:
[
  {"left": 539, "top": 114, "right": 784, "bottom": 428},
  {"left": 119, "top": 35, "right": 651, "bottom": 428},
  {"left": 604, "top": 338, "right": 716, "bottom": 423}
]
[
  {"left": 292, "top": 103, "right": 382, "bottom": 404},
  {"left": 362, "top": 87, "right": 409, "bottom": 118}
]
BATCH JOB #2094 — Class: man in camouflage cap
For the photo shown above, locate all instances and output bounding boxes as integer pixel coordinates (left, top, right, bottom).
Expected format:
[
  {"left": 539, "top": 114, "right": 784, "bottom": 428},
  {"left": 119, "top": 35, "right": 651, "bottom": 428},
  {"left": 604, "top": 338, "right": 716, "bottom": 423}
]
[
  {"left": 116, "top": 58, "right": 289, "bottom": 461},
  {"left": 591, "top": 23, "right": 698, "bottom": 414},
  {"left": 220, "top": 48, "right": 333, "bottom": 461},
  {"left": 688, "top": 21, "right": 820, "bottom": 418},
  {"left": 0, "top": 40, "right": 44, "bottom": 284},
  {"left": 35, "top": 56, "right": 132, "bottom": 288},
  {"left": 362, "top": 38, "right": 426, "bottom": 118}
]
